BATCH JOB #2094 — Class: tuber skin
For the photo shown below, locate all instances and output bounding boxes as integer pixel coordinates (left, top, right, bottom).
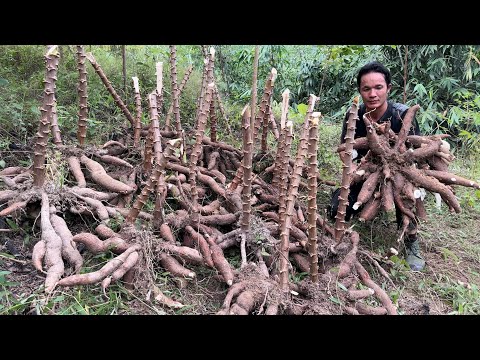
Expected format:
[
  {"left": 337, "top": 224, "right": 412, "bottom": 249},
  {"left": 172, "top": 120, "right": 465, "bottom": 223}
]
[
  {"left": 353, "top": 169, "right": 381, "bottom": 210},
  {"left": 0, "top": 201, "right": 28, "bottom": 217},
  {"left": 67, "top": 156, "right": 86, "bottom": 187},
  {"left": 355, "top": 303, "right": 388, "bottom": 315},
  {"left": 80, "top": 155, "right": 134, "bottom": 194},
  {"left": 72, "top": 233, "right": 129, "bottom": 254},
  {"left": 0, "top": 166, "right": 26, "bottom": 176},
  {"left": 97, "top": 154, "right": 133, "bottom": 168},
  {"left": 72, "top": 192, "right": 109, "bottom": 221},
  {"left": 355, "top": 261, "right": 397, "bottom": 315},
  {"left": 70, "top": 187, "right": 117, "bottom": 201},
  {"left": 159, "top": 253, "right": 196, "bottom": 279},
  {"left": 50, "top": 214, "right": 83, "bottom": 273},
  {"left": 32, "top": 240, "right": 46, "bottom": 273},
  {"left": 336, "top": 231, "right": 359, "bottom": 278},
  {"left": 185, "top": 225, "right": 214, "bottom": 268},
  {"left": 95, "top": 224, "right": 119, "bottom": 239},
  {"left": 337, "top": 101, "right": 478, "bottom": 246},
  {"left": 102, "top": 250, "right": 139, "bottom": 290},
  {"left": 57, "top": 245, "right": 141, "bottom": 287},
  {"left": 40, "top": 192, "right": 65, "bottom": 294},
  {"left": 206, "top": 236, "right": 234, "bottom": 286},
  {"left": 158, "top": 223, "right": 175, "bottom": 243},
  {"left": 157, "top": 243, "right": 205, "bottom": 266}
]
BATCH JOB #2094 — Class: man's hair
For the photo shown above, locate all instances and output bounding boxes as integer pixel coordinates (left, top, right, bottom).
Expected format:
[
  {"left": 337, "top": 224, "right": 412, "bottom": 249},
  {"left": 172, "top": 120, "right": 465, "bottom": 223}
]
[{"left": 356, "top": 61, "right": 391, "bottom": 89}]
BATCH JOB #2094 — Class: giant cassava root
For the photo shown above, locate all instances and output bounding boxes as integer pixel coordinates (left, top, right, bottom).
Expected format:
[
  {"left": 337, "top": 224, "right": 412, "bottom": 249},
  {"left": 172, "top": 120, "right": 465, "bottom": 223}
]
[{"left": 336, "top": 104, "right": 480, "bottom": 242}]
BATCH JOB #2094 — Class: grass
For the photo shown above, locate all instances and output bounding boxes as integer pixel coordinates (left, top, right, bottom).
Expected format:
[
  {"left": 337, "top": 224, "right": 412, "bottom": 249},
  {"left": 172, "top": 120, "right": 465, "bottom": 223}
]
[{"left": 424, "top": 275, "right": 480, "bottom": 315}]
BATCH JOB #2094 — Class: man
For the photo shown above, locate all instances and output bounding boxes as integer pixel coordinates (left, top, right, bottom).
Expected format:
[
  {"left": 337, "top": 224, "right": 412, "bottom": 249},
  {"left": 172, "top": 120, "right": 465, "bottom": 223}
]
[{"left": 328, "top": 61, "right": 425, "bottom": 271}]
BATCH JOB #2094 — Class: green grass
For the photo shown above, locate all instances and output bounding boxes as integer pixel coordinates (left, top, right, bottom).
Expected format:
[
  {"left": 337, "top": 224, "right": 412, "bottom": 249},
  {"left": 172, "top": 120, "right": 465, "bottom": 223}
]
[{"left": 427, "top": 275, "right": 480, "bottom": 315}]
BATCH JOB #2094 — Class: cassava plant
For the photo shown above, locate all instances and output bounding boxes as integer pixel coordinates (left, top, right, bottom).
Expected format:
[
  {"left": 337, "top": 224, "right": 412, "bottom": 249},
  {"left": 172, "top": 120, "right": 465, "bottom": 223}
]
[
  {"left": 240, "top": 104, "right": 253, "bottom": 267},
  {"left": 155, "top": 62, "right": 164, "bottom": 116},
  {"left": 336, "top": 103, "right": 480, "bottom": 242},
  {"left": 254, "top": 67, "right": 277, "bottom": 149},
  {"left": 132, "top": 76, "right": 142, "bottom": 147},
  {"left": 76, "top": 45, "right": 88, "bottom": 147},
  {"left": 169, "top": 45, "right": 182, "bottom": 133},
  {"left": 50, "top": 96, "right": 62, "bottom": 146},
  {"left": 33, "top": 45, "right": 60, "bottom": 187},
  {"left": 189, "top": 83, "right": 215, "bottom": 225},
  {"left": 306, "top": 112, "right": 320, "bottom": 282},
  {"left": 213, "top": 83, "right": 233, "bottom": 136},
  {"left": 271, "top": 89, "right": 291, "bottom": 189},
  {"left": 209, "top": 94, "right": 218, "bottom": 142},
  {"left": 239, "top": 45, "right": 259, "bottom": 267},
  {"left": 164, "top": 65, "right": 193, "bottom": 130},
  {"left": 272, "top": 93, "right": 294, "bottom": 288},
  {"left": 334, "top": 96, "right": 359, "bottom": 245},
  {"left": 86, "top": 52, "right": 136, "bottom": 129},
  {"left": 278, "top": 95, "right": 317, "bottom": 291}
]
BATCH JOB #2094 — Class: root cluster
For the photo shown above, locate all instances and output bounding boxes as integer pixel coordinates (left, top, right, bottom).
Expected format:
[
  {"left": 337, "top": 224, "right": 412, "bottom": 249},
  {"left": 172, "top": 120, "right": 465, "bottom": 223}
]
[
  {"left": 336, "top": 105, "right": 479, "bottom": 239},
  {"left": 5, "top": 46, "right": 476, "bottom": 315}
]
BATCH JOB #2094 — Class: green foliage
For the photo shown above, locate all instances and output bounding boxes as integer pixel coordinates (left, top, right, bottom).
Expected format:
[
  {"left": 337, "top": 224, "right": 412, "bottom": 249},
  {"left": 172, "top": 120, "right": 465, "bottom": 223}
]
[
  {"left": 0, "top": 45, "right": 204, "bottom": 146},
  {"left": 438, "top": 247, "right": 460, "bottom": 263},
  {"left": 216, "top": 45, "right": 318, "bottom": 107},
  {"left": 0, "top": 46, "right": 44, "bottom": 141},
  {"left": 292, "top": 45, "right": 375, "bottom": 109},
  {"left": 388, "top": 255, "right": 410, "bottom": 283},
  {"left": 289, "top": 271, "right": 309, "bottom": 284},
  {"left": 107, "top": 215, "right": 124, "bottom": 233},
  {"left": 2, "top": 44, "right": 480, "bottom": 158},
  {"left": 431, "top": 275, "right": 480, "bottom": 314},
  {"left": 0, "top": 270, "right": 23, "bottom": 314},
  {"left": 1, "top": 247, "right": 147, "bottom": 315},
  {"left": 317, "top": 120, "right": 342, "bottom": 182},
  {"left": 381, "top": 45, "right": 480, "bottom": 153},
  {"left": 40, "top": 286, "right": 132, "bottom": 315},
  {"left": 178, "top": 68, "right": 202, "bottom": 130},
  {"left": 457, "top": 187, "right": 480, "bottom": 211},
  {"left": 223, "top": 247, "right": 241, "bottom": 269},
  {"left": 296, "top": 103, "right": 308, "bottom": 116}
]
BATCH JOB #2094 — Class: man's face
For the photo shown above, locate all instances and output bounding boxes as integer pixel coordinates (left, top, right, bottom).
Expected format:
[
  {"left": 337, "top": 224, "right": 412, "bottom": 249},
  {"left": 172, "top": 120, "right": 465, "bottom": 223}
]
[{"left": 359, "top": 72, "right": 392, "bottom": 112}]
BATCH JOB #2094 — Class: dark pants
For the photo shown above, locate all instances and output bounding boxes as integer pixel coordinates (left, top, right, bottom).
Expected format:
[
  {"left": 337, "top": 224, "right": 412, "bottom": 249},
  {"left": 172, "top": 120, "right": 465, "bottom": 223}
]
[
  {"left": 328, "top": 182, "right": 416, "bottom": 234},
  {"left": 328, "top": 182, "right": 365, "bottom": 222}
]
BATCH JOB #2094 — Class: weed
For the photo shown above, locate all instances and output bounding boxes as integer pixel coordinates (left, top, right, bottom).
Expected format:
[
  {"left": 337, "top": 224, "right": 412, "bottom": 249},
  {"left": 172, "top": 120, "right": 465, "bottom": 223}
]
[
  {"left": 289, "top": 272, "right": 308, "bottom": 284},
  {"left": 430, "top": 275, "right": 480, "bottom": 314},
  {"left": 0, "top": 270, "right": 20, "bottom": 313},
  {"left": 223, "top": 248, "right": 241, "bottom": 269}
]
